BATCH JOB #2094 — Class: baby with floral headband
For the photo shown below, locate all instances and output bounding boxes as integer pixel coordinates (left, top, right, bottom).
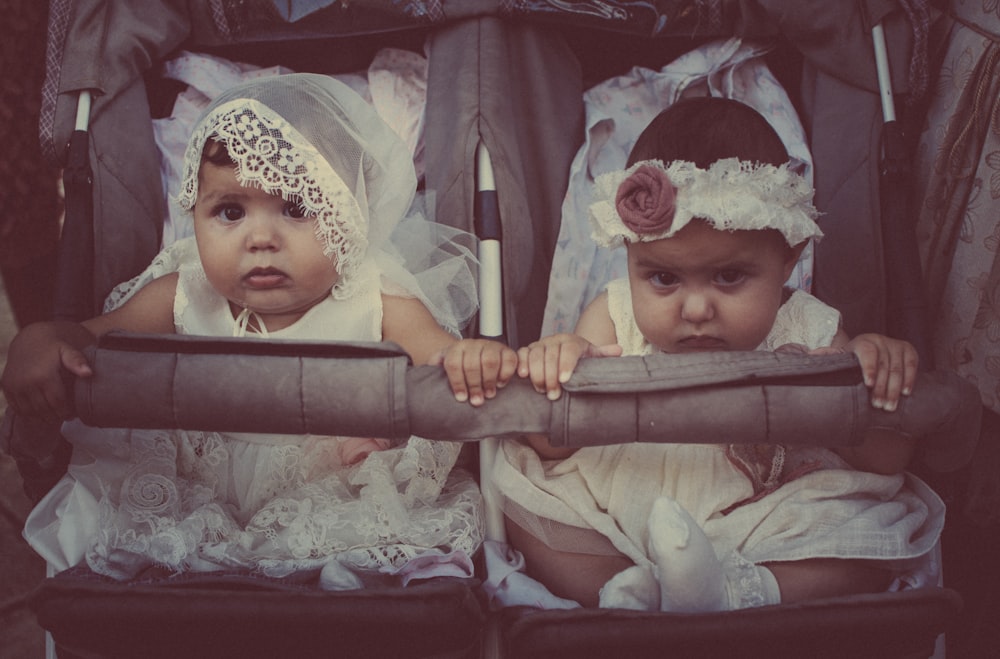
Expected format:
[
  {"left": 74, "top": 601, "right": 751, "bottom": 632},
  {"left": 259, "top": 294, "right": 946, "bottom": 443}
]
[
  {"left": 491, "top": 97, "right": 944, "bottom": 611},
  {"left": 2, "top": 74, "right": 517, "bottom": 584}
]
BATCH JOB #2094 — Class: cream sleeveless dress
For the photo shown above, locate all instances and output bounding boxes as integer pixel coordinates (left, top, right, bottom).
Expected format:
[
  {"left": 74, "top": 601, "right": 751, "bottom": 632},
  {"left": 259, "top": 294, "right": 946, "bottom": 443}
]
[
  {"left": 492, "top": 279, "right": 944, "bottom": 578},
  {"left": 25, "top": 258, "right": 483, "bottom": 581}
]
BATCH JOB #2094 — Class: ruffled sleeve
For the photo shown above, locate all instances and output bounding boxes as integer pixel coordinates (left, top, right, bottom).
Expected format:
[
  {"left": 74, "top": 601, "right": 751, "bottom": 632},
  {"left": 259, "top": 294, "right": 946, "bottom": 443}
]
[{"left": 763, "top": 289, "right": 841, "bottom": 351}]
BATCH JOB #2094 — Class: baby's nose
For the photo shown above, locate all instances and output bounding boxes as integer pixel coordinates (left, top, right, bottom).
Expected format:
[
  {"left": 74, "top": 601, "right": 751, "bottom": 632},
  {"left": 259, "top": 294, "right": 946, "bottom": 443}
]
[
  {"left": 680, "top": 292, "right": 714, "bottom": 323},
  {"left": 246, "top": 218, "right": 279, "bottom": 250}
]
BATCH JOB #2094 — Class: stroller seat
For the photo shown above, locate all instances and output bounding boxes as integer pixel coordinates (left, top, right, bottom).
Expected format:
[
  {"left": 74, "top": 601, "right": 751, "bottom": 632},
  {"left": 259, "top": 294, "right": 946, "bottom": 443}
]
[{"left": 31, "top": 564, "right": 484, "bottom": 659}]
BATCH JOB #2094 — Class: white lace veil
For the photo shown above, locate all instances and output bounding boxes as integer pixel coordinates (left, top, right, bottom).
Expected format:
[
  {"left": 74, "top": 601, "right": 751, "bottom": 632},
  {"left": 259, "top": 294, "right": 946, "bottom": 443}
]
[{"left": 108, "top": 73, "right": 477, "bottom": 334}]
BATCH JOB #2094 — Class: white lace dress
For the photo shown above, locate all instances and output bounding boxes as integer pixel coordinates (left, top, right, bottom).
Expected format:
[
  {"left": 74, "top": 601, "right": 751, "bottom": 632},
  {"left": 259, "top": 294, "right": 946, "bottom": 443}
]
[
  {"left": 493, "top": 279, "right": 945, "bottom": 581},
  {"left": 24, "top": 257, "right": 483, "bottom": 582}
]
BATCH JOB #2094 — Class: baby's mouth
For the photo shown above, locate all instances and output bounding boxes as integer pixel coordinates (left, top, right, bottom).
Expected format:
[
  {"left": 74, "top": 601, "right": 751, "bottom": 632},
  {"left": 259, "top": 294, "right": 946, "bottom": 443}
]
[
  {"left": 243, "top": 267, "right": 287, "bottom": 289},
  {"left": 677, "top": 335, "right": 726, "bottom": 350}
]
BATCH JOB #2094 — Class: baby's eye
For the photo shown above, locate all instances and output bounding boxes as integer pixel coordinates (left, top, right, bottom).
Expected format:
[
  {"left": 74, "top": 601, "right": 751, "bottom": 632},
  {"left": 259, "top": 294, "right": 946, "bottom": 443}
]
[
  {"left": 214, "top": 205, "right": 244, "bottom": 223},
  {"left": 284, "top": 201, "right": 308, "bottom": 219},
  {"left": 650, "top": 272, "right": 679, "bottom": 288},
  {"left": 715, "top": 269, "right": 746, "bottom": 286}
]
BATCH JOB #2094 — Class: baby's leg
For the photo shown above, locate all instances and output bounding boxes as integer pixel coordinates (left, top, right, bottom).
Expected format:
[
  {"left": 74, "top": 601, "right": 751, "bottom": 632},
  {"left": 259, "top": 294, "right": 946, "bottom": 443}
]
[
  {"left": 766, "top": 559, "right": 892, "bottom": 603},
  {"left": 647, "top": 497, "right": 890, "bottom": 610},
  {"left": 647, "top": 497, "right": 781, "bottom": 611},
  {"left": 505, "top": 518, "right": 633, "bottom": 608}
]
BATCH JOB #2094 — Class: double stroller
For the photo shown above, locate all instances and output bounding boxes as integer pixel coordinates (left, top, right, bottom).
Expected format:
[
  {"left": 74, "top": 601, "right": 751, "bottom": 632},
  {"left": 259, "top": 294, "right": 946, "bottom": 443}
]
[{"left": 5, "top": 0, "right": 990, "bottom": 657}]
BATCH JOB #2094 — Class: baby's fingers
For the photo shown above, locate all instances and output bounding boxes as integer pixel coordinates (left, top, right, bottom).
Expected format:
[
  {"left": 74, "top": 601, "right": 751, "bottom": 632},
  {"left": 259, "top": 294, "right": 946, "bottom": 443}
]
[
  {"left": 60, "top": 345, "right": 93, "bottom": 378},
  {"left": 493, "top": 346, "right": 519, "bottom": 390},
  {"left": 880, "top": 341, "right": 918, "bottom": 411},
  {"left": 516, "top": 342, "right": 550, "bottom": 393},
  {"left": 855, "top": 335, "right": 918, "bottom": 411},
  {"left": 476, "top": 344, "right": 518, "bottom": 404},
  {"left": 442, "top": 345, "right": 476, "bottom": 404},
  {"left": 516, "top": 341, "right": 563, "bottom": 399}
]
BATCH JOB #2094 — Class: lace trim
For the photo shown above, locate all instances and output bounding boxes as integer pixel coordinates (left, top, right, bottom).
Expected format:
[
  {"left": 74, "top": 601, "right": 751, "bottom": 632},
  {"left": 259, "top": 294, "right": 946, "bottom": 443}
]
[
  {"left": 723, "top": 552, "right": 767, "bottom": 609},
  {"left": 764, "top": 289, "right": 841, "bottom": 351},
  {"left": 590, "top": 158, "right": 822, "bottom": 248},
  {"left": 85, "top": 432, "right": 483, "bottom": 579}
]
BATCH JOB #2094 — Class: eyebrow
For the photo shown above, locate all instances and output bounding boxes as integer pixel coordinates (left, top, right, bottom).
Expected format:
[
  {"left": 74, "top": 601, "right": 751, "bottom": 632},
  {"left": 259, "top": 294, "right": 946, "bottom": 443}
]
[
  {"left": 633, "top": 257, "right": 677, "bottom": 270},
  {"left": 198, "top": 190, "right": 249, "bottom": 206},
  {"left": 633, "top": 256, "right": 761, "bottom": 271}
]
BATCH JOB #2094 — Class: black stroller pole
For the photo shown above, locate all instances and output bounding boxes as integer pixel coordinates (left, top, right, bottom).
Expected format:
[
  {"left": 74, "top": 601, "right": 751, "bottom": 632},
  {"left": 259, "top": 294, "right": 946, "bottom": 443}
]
[
  {"left": 53, "top": 90, "right": 96, "bottom": 321},
  {"left": 871, "top": 23, "right": 933, "bottom": 367}
]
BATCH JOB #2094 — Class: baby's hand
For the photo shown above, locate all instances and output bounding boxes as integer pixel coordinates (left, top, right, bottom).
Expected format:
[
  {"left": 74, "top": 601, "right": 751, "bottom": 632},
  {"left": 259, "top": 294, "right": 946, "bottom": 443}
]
[
  {"left": 841, "top": 333, "right": 918, "bottom": 412},
  {"left": 517, "top": 333, "right": 622, "bottom": 401},
  {"left": 1, "top": 324, "right": 94, "bottom": 423},
  {"left": 434, "top": 338, "right": 518, "bottom": 407}
]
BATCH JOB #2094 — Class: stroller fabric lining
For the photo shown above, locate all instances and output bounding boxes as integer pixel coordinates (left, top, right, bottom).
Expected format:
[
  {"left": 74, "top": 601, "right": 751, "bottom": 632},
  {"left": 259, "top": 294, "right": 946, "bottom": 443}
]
[{"left": 542, "top": 37, "right": 817, "bottom": 336}]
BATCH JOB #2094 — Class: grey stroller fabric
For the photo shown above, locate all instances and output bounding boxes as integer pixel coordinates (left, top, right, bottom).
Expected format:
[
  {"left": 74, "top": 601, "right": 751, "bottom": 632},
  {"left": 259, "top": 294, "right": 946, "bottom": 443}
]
[
  {"left": 71, "top": 333, "right": 982, "bottom": 454},
  {"left": 43, "top": 0, "right": 189, "bottom": 311},
  {"left": 423, "top": 16, "right": 583, "bottom": 346},
  {"left": 742, "top": 0, "right": 926, "bottom": 338}
]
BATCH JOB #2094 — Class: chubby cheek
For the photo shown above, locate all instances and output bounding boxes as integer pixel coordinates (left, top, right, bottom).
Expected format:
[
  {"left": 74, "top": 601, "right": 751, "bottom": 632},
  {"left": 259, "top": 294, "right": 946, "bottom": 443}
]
[
  {"left": 195, "top": 240, "right": 240, "bottom": 295},
  {"left": 306, "top": 250, "right": 340, "bottom": 291},
  {"left": 731, "top": 298, "right": 781, "bottom": 350},
  {"left": 630, "top": 292, "right": 676, "bottom": 348}
]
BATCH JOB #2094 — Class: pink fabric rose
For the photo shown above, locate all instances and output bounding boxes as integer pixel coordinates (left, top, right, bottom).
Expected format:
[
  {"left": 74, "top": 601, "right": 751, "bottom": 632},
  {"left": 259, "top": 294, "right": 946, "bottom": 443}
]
[{"left": 615, "top": 164, "right": 676, "bottom": 236}]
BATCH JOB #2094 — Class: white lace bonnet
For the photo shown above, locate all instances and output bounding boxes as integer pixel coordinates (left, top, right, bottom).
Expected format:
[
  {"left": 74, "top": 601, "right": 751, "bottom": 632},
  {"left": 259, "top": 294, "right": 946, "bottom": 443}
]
[
  {"left": 590, "top": 158, "right": 823, "bottom": 249},
  {"left": 175, "top": 73, "right": 417, "bottom": 298}
]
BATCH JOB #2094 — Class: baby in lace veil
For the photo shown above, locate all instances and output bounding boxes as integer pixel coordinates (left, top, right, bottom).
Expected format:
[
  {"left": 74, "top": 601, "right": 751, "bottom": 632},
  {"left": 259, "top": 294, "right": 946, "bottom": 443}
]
[
  {"left": 492, "top": 97, "right": 944, "bottom": 612},
  {"left": 4, "top": 73, "right": 519, "bottom": 586}
]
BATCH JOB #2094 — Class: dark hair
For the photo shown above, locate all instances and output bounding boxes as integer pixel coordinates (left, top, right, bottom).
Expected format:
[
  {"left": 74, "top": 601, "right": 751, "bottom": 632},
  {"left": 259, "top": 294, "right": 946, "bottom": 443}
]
[
  {"left": 201, "top": 138, "right": 236, "bottom": 167},
  {"left": 627, "top": 97, "right": 789, "bottom": 168}
]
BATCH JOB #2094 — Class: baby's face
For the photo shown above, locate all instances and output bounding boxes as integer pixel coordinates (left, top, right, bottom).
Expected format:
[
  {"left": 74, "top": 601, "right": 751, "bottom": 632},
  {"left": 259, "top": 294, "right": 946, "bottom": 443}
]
[
  {"left": 626, "top": 220, "right": 799, "bottom": 353},
  {"left": 193, "top": 160, "right": 339, "bottom": 332}
]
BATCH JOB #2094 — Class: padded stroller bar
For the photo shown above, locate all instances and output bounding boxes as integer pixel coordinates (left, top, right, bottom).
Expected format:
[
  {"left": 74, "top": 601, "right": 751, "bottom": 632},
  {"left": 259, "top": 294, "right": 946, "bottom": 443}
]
[{"left": 74, "top": 333, "right": 982, "bottom": 450}]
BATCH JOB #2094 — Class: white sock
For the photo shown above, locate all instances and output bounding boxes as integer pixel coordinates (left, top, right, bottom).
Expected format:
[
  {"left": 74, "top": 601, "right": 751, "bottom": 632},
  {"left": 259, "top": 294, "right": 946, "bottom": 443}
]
[
  {"left": 647, "top": 496, "right": 784, "bottom": 612},
  {"left": 648, "top": 496, "right": 728, "bottom": 612},
  {"left": 598, "top": 565, "right": 660, "bottom": 610}
]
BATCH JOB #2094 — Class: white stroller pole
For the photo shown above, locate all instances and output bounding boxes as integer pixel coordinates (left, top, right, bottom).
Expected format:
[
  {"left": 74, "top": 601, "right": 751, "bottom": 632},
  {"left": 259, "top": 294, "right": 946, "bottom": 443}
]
[
  {"left": 75, "top": 90, "right": 92, "bottom": 131},
  {"left": 475, "top": 142, "right": 507, "bottom": 546},
  {"left": 476, "top": 142, "right": 506, "bottom": 659},
  {"left": 871, "top": 23, "right": 897, "bottom": 122}
]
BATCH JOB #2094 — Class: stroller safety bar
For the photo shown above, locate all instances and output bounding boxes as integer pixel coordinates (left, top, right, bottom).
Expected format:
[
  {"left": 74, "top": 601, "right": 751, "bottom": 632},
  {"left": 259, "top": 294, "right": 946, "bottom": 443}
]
[{"left": 72, "top": 333, "right": 981, "bottom": 451}]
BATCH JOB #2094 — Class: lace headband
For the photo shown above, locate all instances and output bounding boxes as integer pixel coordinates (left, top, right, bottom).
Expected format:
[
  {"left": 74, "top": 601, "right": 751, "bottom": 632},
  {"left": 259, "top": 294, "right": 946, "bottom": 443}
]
[{"left": 589, "top": 158, "right": 823, "bottom": 248}]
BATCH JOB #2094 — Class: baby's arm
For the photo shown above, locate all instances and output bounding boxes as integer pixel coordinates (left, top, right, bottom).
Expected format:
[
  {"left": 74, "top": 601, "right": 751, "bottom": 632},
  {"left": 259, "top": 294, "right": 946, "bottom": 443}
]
[
  {"left": 517, "top": 292, "right": 622, "bottom": 401},
  {"left": 518, "top": 293, "right": 621, "bottom": 459},
  {"left": 1, "top": 274, "right": 177, "bottom": 422},
  {"left": 819, "top": 330, "right": 919, "bottom": 474},
  {"left": 825, "top": 330, "right": 918, "bottom": 412},
  {"left": 1, "top": 321, "right": 98, "bottom": 421},
  {"left": 381, "top": 294, "right": 517, "bottom": 407}
]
